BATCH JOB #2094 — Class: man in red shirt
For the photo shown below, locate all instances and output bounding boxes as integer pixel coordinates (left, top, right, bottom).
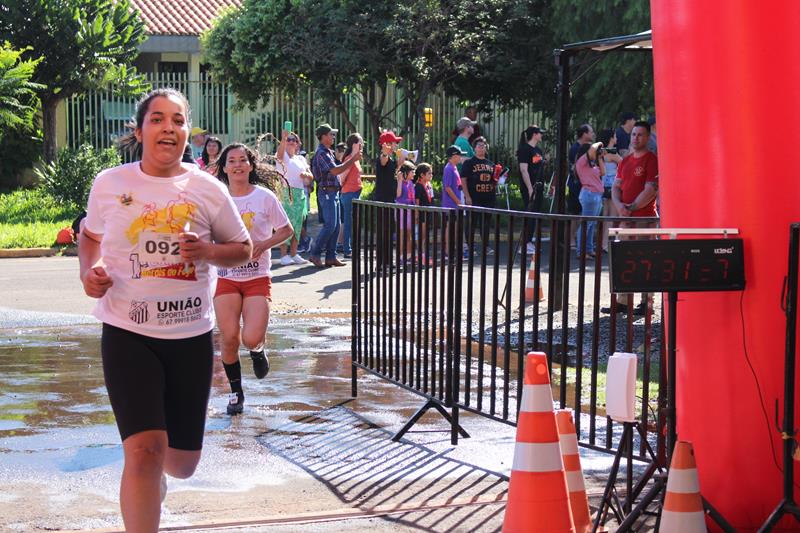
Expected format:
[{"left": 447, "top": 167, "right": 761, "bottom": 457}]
[
  {"left": 613, "top": 121, "right": 658, "bottom": 217},
  {"left": 605, "top": 120, "right": 659, "bottom": 314}
]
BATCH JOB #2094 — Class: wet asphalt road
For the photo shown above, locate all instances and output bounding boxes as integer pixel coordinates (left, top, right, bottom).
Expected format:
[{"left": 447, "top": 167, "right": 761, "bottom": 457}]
[{"left": 0, "top": 256, "right": 655, "bottom": 532}]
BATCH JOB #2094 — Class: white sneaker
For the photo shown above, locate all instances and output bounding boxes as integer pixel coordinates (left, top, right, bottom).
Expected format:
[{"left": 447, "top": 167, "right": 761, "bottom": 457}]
[
  {"left": 160, "top": 473, "right": 167, "bottom": 503},
  {"left": 526, "top": 242, "right": 536, "bottom": 254},
  {"left": 279, "top": 255, "right": 293, "bottom": 266},
  {"left": 292, "top": 254, "right": 308, "bottom": 264}
]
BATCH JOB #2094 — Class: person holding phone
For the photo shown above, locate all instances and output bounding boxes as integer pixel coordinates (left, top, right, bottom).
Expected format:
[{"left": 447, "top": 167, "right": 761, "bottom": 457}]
[
  {"left": 339, "top": 133, "right": 363, "bottom": 258},
  {"left": 276, "top": 128, "right": 312, "bottom": 265}
]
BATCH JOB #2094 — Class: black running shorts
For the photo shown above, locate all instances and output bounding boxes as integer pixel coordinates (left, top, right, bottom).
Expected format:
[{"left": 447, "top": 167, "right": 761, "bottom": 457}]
[{"left": 101, "top": 323, "right": 214, "bottom": 451}]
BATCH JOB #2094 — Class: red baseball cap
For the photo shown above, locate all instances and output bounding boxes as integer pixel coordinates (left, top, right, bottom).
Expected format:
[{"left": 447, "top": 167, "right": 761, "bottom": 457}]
[{"left": 379, "top": 131, "right": 403, "bottom": 144}]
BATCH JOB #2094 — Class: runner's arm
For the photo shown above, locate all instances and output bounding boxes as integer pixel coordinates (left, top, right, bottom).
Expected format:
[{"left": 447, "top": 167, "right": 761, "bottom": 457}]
[{"left": 78, "top": 228, "right": 113, "bottom": 298}]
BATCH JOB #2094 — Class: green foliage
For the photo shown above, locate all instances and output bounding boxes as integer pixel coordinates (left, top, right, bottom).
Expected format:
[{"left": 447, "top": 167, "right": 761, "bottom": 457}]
[
  {"left": 549, "top": 0, "right": 653, "bottom": 128},
  {"left": 0, "top": 188, "right": 79, "bottom": 223},
  {"left": 35, "top": 143, "right": 120, "bottom": 209},
  {"left": 0, "top": 220, "right": 73, "bottom": 248},
  {"left": 0, "top": 42, "right": 42, "bottom": 140},
  {"left": 0, "top": 0, "right": 147, "bottom": 99},
  {"left": 203, "top": 0, "right": 553, "bottom": 151},
  {"left": 0, "top": 124, "right": 41, "bottom": 190},
  {"left": 0, "top": 0, "right": 149, "bottom": 159}
]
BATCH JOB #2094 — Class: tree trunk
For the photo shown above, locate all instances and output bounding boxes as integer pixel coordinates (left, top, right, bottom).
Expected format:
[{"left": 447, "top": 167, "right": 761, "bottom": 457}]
[{"left": 41, "top": 96, "right": 60, "bottom": 163}]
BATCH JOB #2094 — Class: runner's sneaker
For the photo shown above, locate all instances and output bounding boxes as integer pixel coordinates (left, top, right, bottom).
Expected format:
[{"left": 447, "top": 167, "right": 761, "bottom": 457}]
[
  {"left": 298, "top": 236, "right": 311, "bottom": 253},
  {"left": 226, "top": 391, "right": 244, "bottom": 415},
  {"left": 279, "top": 255, "right": 293, "bottom": 266},
  {"left": 291, "top": 254, "right": 308, "bottom": 264},
  {"left": 160, "top": 473, "right": 167, "bottom": 503},
  {"left": 250, "top": 349, "right": 270, "bottom": 379}
]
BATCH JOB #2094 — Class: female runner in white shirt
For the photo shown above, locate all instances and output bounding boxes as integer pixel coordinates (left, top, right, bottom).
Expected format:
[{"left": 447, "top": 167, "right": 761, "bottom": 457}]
[
  {"left": 213, "top": 143, "right": 293, "bottom": 415},
  {"left": 79, "top": 88, "right": 252, "bottom": 532}
]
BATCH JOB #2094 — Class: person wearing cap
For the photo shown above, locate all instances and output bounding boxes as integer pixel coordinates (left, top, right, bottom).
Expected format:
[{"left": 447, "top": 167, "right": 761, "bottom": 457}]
[
  {"left": 574, "top": 141, "right": 606, "bottom": 258},
  {"left": 190, "top": 127, "right": 208, "bottom": 160},
  {"left": 454, "top": 117, "right": 476, "bottom": 172},
  {"left": 442, "top": 145, "right": 465, "bottom": 210},
  {"left": 517, "top": 125, "right": 547, "bottom": 253},
  {"left": 373, "top": 130, "right": 405, "bottom": 203},
  {"left": 309, "top": 123, "right": 361, "bottom": 268}
]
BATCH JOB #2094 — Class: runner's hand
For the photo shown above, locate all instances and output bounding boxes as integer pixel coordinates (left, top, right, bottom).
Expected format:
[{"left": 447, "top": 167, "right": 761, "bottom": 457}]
[
  {"left": 252, "top": 241, "right": 269, "bottom": 259},
  {"left": 81, "top": 266, "right": 113, "bottom": 298},
  {"left": 179, "top": 231, "right": 210, "bottom": 262}
]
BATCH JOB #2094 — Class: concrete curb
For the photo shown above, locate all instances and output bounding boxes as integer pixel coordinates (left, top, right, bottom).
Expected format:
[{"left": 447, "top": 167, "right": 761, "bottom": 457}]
[{"left": 0, "top": 247, "right": 58, "bottom": 258}]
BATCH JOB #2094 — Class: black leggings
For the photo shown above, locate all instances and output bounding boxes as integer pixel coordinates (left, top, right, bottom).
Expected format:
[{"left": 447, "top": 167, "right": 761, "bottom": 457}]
[{"left": 101, "top": 323, "right": 214, "bottom": 451}]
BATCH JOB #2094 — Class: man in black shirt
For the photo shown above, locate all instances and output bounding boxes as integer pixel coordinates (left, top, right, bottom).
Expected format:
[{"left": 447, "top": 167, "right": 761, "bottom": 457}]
[{"left": 462, "top": 137, "right": 496, "bottom": 255}]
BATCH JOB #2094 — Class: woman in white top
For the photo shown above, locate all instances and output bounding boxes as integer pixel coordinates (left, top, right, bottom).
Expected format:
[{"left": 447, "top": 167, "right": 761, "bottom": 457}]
[
  {"left": 213, "top": 143, "right": 293, "bottom": 415},
  {"left": 79, "top": 88, "right": 252, "bottom": 531},
  {"left": 276, "top": 128, "right": 312, "bottom": 264}
]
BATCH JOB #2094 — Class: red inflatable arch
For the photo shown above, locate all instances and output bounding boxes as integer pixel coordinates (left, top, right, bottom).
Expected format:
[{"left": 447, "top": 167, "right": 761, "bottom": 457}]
[{"left": 651, "top": 1, "right": 800, "bottom": 530}]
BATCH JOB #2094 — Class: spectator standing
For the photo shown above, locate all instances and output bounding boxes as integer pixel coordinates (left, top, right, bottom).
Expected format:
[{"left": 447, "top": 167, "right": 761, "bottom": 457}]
[
  {"left": 605, "top": 120, "right": 659, "bottom": 315},
  {"left": 614, "top": 111, "right": 637, "bottom": 154},
  {"left": 309, "top": 123, "right": 361, "bottom": 268},
  {"left": 462, "top": 136, "right": 497, "bottom": 255},
  {"left": 441, "top": 145, "right": 464, "bottom": 209},
  {"left": 276, "top": 129, "right": 312, "bottom": 265},
  {"left": 597, "top": 128, "right": 623, "bottom": 252},
  {"left": 197, "top": 136, "right": 222, "bottom": 173},
  {"left": 189, "top": 127, "right": 208, "bottom": 160},
  {"left": 414, "top": 163, "right": 434, "bottom": 263},
  {"left": 647, "top": 114, "right": 658, "bottom": 155},
  {"left": 339, "top": 133, "right": 364, "bottom": 258},
  {"left": 574, "top": 142, "right": 606, "bottom": 258},
  {"left": 517, "top": 125, "right": 547, "bottom": 253},
  {"left": 454, "top": 117, "right": 476, "bottom": 172},
  {"left": 395, "top": 160, "right": 416, "bottom": 263},
  {"left": 373, "top": 130, "right": 405, "bottom": 203}
]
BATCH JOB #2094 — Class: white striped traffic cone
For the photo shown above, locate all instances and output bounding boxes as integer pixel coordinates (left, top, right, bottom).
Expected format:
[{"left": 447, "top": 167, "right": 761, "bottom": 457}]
[
  {"left": 555, "top": 410, "right": 593, "bottom": 533},
  {"left": 503, "top": 352, "right": 575, "bottom": 532},
  {"left": 660, "top": 441, "right": 707, "bottom": 532},
  {"left": 525, "top": 255, "right": 545, "bottom": 303}
]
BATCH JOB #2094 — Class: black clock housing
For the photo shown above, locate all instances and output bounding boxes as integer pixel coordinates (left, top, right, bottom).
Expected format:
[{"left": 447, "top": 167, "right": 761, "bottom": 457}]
[{"left": 609, "top": 238, "right": 745, "bottom": 293}]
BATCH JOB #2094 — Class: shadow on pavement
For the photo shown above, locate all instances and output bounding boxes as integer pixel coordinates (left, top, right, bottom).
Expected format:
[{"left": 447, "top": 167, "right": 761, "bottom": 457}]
[{"left": 257, "top": 402, "right": 507, "bottom": 532}]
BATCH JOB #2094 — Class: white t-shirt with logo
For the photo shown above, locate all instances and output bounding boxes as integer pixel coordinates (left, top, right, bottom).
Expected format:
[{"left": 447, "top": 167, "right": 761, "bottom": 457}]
[
  {"left": 281, "top": 152, "right": 310, "bottom": 189},
  {"left": 84, "top": 162, "right": 249, "bottom": 339},
  {"left": 217, "top": 185, "right": 290, "bottom": 281}
]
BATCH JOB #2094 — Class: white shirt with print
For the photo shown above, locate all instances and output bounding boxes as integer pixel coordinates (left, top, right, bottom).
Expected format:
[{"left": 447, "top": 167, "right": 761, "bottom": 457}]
[
  {"left": 84, "top": 162, "right": 249, "bottom": 339},
  {"left": 217, "top": 185, "right": 290, "bottom": 281}
]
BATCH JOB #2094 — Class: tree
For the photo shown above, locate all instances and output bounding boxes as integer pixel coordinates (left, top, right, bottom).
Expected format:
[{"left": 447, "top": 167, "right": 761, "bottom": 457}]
[
  {"left": 0, "top": 42, "right": 41, "bottom": 142},
  {"left": 548, "top": 0, "right": 653, "bottom": 129},
  {"left": 0, "top": 0, "right": 147, "bottom": 161},
  {"left": 203, "top": 0, "right": 403, "bottom": 143}
]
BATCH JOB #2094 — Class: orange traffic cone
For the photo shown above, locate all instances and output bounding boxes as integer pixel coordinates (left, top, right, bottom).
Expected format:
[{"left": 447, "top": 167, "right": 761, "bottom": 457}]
[
  {"left": 503, "top": 352, "right": 575, "bottom": 533},
  {"left": 660, "top": 441, "right": 707, "bottom": 533},
  {"left": 555, "top": 410, "right": 592, "bottom": 533},
  {"left": 525, "top": 255, "right": 545, "bottom": 303}
]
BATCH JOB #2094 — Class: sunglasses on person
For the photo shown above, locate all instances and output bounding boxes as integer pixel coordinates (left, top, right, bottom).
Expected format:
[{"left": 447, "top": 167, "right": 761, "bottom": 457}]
[{"left": 287, "top": 137, "right": 298, "bottom": 143}]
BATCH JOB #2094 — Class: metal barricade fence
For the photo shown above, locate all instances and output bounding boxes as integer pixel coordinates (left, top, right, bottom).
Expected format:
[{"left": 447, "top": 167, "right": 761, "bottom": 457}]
[{"left": 351, "top": 199, "right": 665, "bottom": 459}]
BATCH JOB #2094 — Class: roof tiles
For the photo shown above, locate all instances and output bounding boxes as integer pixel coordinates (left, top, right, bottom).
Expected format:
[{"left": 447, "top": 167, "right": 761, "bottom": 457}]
[{"left": 130, "top": 0, "right": 242, "bottom": 36}]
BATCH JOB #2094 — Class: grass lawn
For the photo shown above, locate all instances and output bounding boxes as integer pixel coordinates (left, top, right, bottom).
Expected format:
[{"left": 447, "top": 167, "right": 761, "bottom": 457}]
[
  {"left": 0, "top": 189, "right": 80, "bottom": 249},
  {"left": 552, "top": 361, "right": 661, "bottom": 420}
]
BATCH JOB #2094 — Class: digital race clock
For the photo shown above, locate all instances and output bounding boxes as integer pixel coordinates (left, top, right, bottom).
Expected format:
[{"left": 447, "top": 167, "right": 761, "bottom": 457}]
[{"left": 609, "top": 238, "right": 745, "bottom": 293}]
